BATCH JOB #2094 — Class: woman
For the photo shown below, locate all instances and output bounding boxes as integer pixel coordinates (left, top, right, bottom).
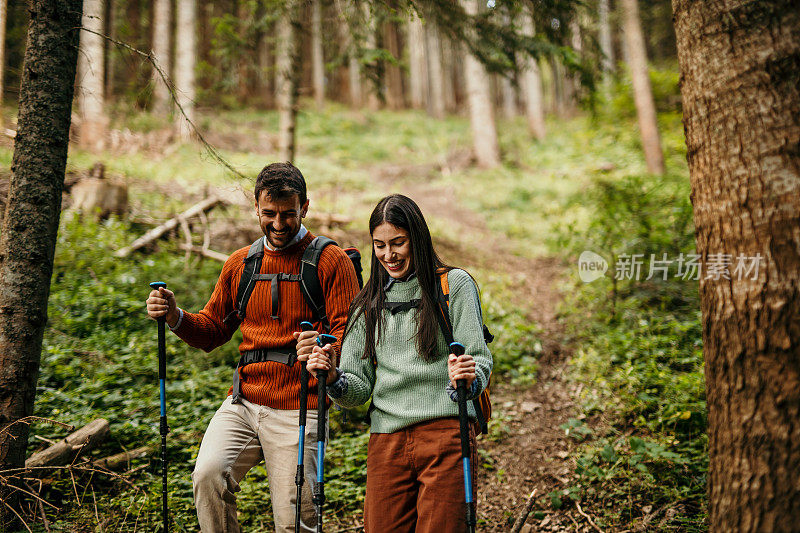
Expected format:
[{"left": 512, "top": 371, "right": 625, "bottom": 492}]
[{"left": 301, "top": 194, "right": 492, "bottom": 532}]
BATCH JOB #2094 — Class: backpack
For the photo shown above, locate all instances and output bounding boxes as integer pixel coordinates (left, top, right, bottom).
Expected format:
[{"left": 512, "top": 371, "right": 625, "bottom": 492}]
[
  {"left": 223, "top": 236, "right": 363, "bottom": 403},
  {"left": 224, "top": 236, "right": 363, "bottom": 331},
  {"left": 374, "top": 269, "right": 494, "bottom": 434}
]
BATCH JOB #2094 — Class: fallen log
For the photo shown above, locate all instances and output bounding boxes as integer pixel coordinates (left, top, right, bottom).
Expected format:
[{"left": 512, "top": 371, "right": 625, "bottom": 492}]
[
  {"left": 93, "top": 445, "right": 152, "bottom": 471},
  {"left": 115, "top": 196, "right": 225, "bottom": 257},
  {"left": 26, "top": 418, "right": 110, "bottom": 469}
]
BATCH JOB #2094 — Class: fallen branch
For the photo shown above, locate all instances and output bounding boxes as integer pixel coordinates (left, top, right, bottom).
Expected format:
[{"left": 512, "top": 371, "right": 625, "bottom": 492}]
[
  {"left": 510, "top": 489, "right": 538, "bottom": 533},
  {"left": 576, "top": 501, "right": 605, "bottom": 533},
  {"left": 179, "top": 244, "right": 229, "bottom": 263},
  {"left": 114, "top": 196, "right": 224, "bottom": 257},
  {"left": 26, "top": 419, "right": 110, "bottom": 469},
  {"left": 92, "top": 446, "right": 152, "bottom": 471}
]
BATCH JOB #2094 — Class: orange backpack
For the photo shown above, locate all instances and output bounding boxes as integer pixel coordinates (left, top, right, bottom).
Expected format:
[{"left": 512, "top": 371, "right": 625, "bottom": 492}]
[{"left": 435, "top": 270, "right": 493, "bottom": 434}]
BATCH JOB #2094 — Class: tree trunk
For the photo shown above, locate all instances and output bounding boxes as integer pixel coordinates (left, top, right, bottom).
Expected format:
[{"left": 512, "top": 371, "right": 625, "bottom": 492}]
[
  {"left": 441, "top": 35, "right": 456, "bottom": 113},
  {"left": 500, "top": 74, "right": 516, "bottom": 120},
  {"left": 151, "top": 0, "right": 172, "bottom": 114},
  {"left": 175, "top": 0, "right": 196, "bottom": 140},
  {"left": 673, "top": 1, "right": 800, "bottom": 530},
  {"left": 461, "top": 0, "right": 499, "bottom": 168},
  {"left": 620, "top": 0, "right": 665, "bottom": 174},
  {"left": 384, "top": 19, "right": 404, "bottom": 109},
  {"left": 364, "top": 9, "right": 381, "bottom": 111},
  {"left": 598, "top": 0, "right": 614, "bottom": 78},
  {"left": 311, "top": 0, "right": 324, "bottom": 108},
  {"left": 519, "top": 10, "right": 545, "bottom": 140},
  {"left": 0, "top": 0, "right": 7, "bottom": 125},
  {"left": 276, "top": 2, "right": 300, "bottom": 162},
  {"left": 0, "top": 0, "right": 81, "bottom": 520},
  {"left": 77, "top": 0, "right": 107, "bottom": 151},
  {"left": 407, "top": 12, "right": 427, "bottom": 109},
  {"left": 424, "top": 20, "right": 445, "bottom": 119}
]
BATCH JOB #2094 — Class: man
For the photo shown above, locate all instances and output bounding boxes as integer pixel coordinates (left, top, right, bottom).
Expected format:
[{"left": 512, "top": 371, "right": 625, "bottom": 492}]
[{"left": 146, "top": 162, "right": 360, "bottom": 532}]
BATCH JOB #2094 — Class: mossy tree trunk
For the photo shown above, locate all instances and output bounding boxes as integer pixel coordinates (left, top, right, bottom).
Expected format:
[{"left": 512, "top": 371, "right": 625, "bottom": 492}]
[
  {"left": 0, "top": 0, "right": 81, "bottom": 523},
  {"left": 673, "top": 0, "right": 800, "bottom": 530}
]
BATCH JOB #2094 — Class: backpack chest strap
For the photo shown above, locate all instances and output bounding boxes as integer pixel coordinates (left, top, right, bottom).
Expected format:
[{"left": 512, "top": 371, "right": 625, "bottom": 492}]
[{"left": 251, "top": 273, "right": 302, "bottom": 320}]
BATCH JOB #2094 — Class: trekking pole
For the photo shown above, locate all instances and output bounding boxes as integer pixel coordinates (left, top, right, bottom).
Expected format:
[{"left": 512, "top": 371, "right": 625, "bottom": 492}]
[
  {"left": 295, "top": 321, "right": 314, "bottom": 531},
  {"left": 149, "top": 281, "right": 170, "bottom": 533},
  {"left": 313, "top": 332, "right": 337, "bottom": 533},
  {"left": 451, "top": 342, "right": 477, "bottom": 533}
]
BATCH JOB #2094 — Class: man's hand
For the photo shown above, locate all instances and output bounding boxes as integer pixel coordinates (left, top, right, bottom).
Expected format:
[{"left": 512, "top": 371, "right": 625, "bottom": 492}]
[
  {"left": 293, "top": 329, "right": 319, "bottom": 362},
  {"left": 448, "top": 352, "right": 477, "bottom": 390},
  {"left": 146, "top": 287, "right": 179, "bottom": 328}
]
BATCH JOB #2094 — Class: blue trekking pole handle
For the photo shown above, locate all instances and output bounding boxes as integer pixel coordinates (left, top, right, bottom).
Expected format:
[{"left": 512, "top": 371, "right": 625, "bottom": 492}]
[
  {"left": 149, "top": 281, "right": 169, "bottom": 533},
  {"left": 451, "top": 341, "right": 476, "bottom": 532},
  {"left": 295, "top": 321, "right": 314, "bottom": 531},
  {"left": 314, "top": 332, "right": 337, "bottom": 533}
]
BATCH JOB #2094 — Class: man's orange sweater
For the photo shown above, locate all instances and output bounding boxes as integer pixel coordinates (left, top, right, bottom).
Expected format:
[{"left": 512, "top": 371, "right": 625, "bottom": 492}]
[{"left": 173, "top": 232, "right": 360, "bottom": 409}]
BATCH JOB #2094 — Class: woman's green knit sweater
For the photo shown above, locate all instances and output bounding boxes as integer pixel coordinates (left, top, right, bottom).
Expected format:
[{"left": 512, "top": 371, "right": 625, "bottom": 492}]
[{"left": 333, "top": 268, "right": 493, "bottom": 434}]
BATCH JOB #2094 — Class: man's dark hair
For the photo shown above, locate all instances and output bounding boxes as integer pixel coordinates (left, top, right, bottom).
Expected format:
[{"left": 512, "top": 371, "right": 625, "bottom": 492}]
[{"left": 254, "top": 162, "right": 307, "bottom": 204}]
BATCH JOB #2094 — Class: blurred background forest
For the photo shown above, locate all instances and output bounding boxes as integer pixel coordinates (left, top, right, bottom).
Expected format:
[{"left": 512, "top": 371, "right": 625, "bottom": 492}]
[{"left": 0, "top": 0, "right": 706, "bottom": 531}]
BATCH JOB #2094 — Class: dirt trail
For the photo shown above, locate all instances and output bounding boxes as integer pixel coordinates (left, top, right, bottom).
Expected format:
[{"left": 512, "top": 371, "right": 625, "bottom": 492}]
[{"left": 377, "top": 168, "right": 597, "bottom": 532}]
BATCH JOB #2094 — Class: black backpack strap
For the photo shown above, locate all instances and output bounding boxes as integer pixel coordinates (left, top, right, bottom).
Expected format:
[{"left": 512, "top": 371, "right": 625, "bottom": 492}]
[
  {"left": 224, "top": 238, "right": 264, "bottom": 327},
  {"left": 300, "top": 236, "right": 337, "bottom": 331}
]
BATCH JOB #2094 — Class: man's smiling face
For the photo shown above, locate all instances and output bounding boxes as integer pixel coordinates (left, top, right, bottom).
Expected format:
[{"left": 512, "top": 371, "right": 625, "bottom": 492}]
[{"left": 254, "top": 191, "right": 309, "bottom": 249}]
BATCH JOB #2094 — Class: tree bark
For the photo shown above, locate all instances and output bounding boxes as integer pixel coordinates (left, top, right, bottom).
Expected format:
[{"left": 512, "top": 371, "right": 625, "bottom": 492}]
[
  {"left": 175, "top": 0, "right": 196, "bottom": 140},
  {"left": 620, "top": 0, "right": 665, "bottom": 174},
  {"left": 440, "top": 34, "right": 456, "bottom": 113},
  {"left": 384, "top": 19, "right": 404, "bottom": 109},
  {"left": 673, "top": 1, "right": 800, "bottom": 530},
  {"left": 424, "top": 19, "right": 445, "bottom": 119},
  {"left": 519, "top": 9, "right": 545, "bottom": 140},
  {"left": 151, "top": 0, "right": 172, "bottom": 114},
  {"left": 77, "top": 0, "right": 107, "bottom": 151},
  {"left": 407, "top": 11, "right": 427, "bottom": 109},
  {"left": 0, "top": 0, "right": 81, "bottom": 518},
  {"left": 0, "top": 0, "right": 7, "bottom": 125},
  {"left": 311, "top": 0, "right": 324, "bottom": 108},
  {"left": 460, "top": 0, "right": 500, "bottom": 168},
  {"left": 276, "top": 2, "right": 301, "bottom": 162}
]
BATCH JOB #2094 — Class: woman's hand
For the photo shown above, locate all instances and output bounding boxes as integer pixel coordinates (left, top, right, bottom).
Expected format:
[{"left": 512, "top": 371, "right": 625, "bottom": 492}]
[
  {"left": 448, "top": 351, "right": 477, "bottom": 390},
  {"left": 146, "top": 287, "right": 179, "bottom": 328},
  {"left": 293, "top": 329, "right": 319, "bottom": 362},
  {"left": 307, "top": 344, "right": 338, "bottom": 385}
]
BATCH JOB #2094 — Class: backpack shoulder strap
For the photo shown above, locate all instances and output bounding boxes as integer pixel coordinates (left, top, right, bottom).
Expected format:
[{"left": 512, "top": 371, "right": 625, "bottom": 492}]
[
  {"left": 300, "top": 236, "right": 337, "bottom": 330},
  {"left": 226, "top": 239, "right": 264, "bottom": 326},
  {"left": 437, "top": 268, "right": 490, "bottom": 434}
]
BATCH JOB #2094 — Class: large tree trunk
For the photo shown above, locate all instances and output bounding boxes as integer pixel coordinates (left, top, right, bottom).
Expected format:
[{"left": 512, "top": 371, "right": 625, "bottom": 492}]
[
  {"left": 276, "top": 2, "right": 300, "bottom": 162},
  {"left": 407, "top": 12, "right": 427, "bottom": 109},
  {"left": 424, "top": 20, "right": 445, "bottom": 119},
  {"left": 77, "top": 0, "right": 107, "bottom": 151},
  {"left": 673, "top": 1, "right": 800, "bottom": 530},
  {"left": 620, "top": 0, "right": 665, "bottom": 174},
  {"left": 0, "top": 0, "right": 81, "bottom": 521},
  {"left": 519, "top": 10, "right": 545, "bottom": 140},
  {"left": 175, "top": 0, "right": 196, "bottom": 140},
  {"left": 151, "top": 0, "right": 172, "bottom": 114},
  {"left": 0, "top": 0, "right": 7, "bottom": 125},
  {"left": 461, "top": 0, "right": 499, "bottom": 168},
  {"left": 311, "top": 0, "right": 324, "bottom": 108},
  {"left": 441, "top": 35, "right": 456, "bottom": 114}
]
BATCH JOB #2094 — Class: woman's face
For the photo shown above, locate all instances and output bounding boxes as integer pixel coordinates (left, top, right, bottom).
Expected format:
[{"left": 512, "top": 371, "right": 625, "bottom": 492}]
[{"left": 372, "top": 222, "right": 414, "bottom": 279}]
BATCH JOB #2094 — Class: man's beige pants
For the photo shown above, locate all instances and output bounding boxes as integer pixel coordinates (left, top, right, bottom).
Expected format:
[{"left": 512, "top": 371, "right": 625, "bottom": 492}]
[{"left": 193, "top": 396, "right": 323, "bottom": 533}]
